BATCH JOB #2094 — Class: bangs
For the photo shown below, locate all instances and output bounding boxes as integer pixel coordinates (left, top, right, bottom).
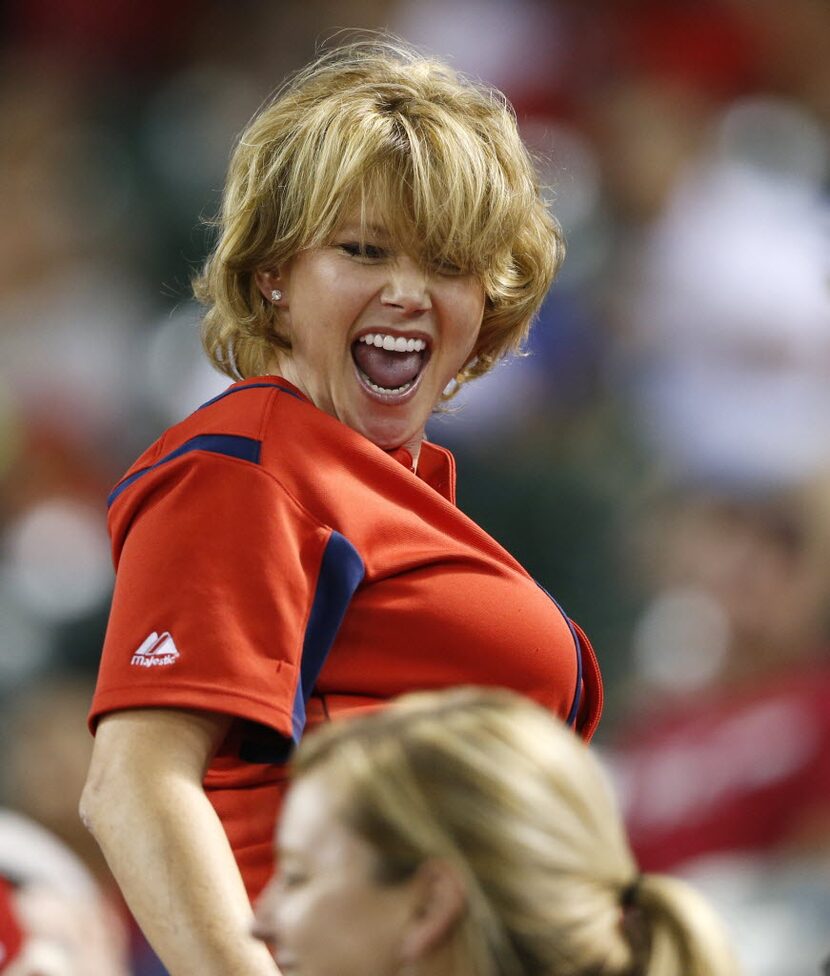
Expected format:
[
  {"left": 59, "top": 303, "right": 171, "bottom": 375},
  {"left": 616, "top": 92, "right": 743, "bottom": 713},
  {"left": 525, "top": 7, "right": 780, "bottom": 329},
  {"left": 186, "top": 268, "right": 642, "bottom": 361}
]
[{"left": 295, "top": 101, "right": 531, "bottom": 281}]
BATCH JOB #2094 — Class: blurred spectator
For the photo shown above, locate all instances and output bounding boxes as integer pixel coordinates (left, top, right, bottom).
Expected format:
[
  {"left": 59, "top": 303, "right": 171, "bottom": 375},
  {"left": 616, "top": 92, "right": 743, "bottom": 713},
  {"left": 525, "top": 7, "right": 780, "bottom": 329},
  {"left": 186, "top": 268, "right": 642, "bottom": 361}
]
[
  {"left": 0, "top": 678, "right": 167, "bottom": 975},
  {"left": 610, "top": 481, "right": 830, "bottom": 974},
  {"left": 608, "top": 96, "right": 830, "bottom": 490},
  {"left": 2, "top": 678, "right": 107, "bottom": 882},
  {"left": 0, "top": 808, "right": 130, "bottom": 976}
]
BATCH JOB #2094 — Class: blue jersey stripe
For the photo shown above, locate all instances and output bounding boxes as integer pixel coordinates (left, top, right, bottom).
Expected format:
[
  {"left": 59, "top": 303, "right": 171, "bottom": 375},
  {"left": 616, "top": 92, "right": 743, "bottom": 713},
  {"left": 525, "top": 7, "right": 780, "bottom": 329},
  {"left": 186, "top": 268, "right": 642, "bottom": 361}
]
[
  {"left": 291, "top": 532, "right": 365, "bottom": 742},
  {"left": 107, "top": 433, "right": 262, "bottom": 507},
  {"left": 535, "top": 581, "right": 583, "bottom": 728},
  {"left": 198, "top": 381, "right": 305, "bottom": 411},
  {"left": 566, "top": 631, "right": 585, "bottom": 728}
]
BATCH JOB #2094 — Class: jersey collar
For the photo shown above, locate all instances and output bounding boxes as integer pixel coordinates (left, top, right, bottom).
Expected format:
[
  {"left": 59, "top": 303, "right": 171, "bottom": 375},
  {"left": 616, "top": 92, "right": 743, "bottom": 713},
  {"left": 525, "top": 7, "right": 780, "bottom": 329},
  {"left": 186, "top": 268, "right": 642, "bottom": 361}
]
[
  {"left": 243, "top": 376, "right": 457, "bottom": 504},
  {"left": 387, "top": 442, "right": 456, "bottom": 504}
]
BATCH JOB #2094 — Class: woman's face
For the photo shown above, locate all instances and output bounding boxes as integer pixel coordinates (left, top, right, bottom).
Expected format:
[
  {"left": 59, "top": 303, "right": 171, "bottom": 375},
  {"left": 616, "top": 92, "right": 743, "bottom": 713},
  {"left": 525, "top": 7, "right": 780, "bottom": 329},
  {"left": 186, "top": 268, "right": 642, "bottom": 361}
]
[
  {"left": 258, "top": 212, "right": 486, "bottom": 459},
  {"left": 253, "top": 771, "right": 420, "bottom": 976}
]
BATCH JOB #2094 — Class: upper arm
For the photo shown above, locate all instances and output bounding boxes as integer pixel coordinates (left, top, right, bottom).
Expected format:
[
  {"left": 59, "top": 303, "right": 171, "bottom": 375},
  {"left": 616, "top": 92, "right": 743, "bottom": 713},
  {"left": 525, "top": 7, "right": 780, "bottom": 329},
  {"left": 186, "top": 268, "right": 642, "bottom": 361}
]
[
  {"left": 82, "top": 708, "right": 232, "bottom": 821},
  {"left": 93, "top": 453, "right": 331, "bottom": 740}
]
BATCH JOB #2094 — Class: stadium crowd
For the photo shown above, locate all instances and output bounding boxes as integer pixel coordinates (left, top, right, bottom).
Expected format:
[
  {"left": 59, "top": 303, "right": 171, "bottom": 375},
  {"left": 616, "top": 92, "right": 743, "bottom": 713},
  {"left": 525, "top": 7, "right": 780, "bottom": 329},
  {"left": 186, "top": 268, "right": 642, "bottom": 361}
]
[{"left": 0, "top": 1, "right": 828, "bottom": 974}]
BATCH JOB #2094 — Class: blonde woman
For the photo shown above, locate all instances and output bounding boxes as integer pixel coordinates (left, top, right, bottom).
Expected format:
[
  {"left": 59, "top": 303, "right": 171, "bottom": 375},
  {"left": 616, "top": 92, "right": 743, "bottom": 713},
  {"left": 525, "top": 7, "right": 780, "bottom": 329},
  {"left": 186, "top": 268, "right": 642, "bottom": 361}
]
[
  {"left": 81, "top": 37, "right": 602, "bottom": 976},
  {"left": 254, "top": 687, "right": 740, "bottom": 976}
]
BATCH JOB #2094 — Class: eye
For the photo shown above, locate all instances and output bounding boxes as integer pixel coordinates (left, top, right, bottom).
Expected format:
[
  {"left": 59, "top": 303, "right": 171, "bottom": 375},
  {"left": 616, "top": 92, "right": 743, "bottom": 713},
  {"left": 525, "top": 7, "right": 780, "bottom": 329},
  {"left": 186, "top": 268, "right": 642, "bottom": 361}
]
[
  {"left": 279, "top": 871, "right": 308, "bottom": 890},
  {"left": 339, "top": 241, "right": 389, "bottom": 261},
  {"left": 276, "top": 864, "right": 309, "bottom": 891}
]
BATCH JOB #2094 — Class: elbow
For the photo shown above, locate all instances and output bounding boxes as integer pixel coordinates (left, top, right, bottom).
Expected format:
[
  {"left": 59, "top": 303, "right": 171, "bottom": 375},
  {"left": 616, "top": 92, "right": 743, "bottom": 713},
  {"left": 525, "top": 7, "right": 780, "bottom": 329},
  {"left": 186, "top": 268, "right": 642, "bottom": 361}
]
[
  {"left": 79, "top": 767, "right": 105, "bottom": 839},
  {"left": 80, "top": 750, "right": 127, "bottom": 841}
]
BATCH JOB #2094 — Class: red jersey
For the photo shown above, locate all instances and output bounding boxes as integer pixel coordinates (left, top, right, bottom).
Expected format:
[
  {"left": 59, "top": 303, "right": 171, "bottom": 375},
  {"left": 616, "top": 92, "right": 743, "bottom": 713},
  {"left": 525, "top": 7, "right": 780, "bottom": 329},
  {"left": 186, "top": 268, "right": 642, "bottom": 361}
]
[{"left": 90, "top": 377, "right": 602, "bottom": 897}]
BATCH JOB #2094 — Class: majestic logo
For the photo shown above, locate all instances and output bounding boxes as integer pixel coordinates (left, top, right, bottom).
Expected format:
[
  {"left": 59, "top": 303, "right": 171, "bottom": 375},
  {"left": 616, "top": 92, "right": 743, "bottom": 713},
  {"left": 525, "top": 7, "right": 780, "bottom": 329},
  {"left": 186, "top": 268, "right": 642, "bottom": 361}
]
[{"left": 131, "top": 631, "right": 180, "bottom": 668}]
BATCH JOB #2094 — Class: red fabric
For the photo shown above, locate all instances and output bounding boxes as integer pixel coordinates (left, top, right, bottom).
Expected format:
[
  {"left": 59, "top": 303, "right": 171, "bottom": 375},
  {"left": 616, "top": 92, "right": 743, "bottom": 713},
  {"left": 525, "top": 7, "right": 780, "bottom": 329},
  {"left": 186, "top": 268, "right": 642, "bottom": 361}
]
[
  {"left": 612, "top": 0, "right": 759, "bottom": 98},
  {"left": 571, "top": 620, "right": 603, "bottom": 743},
  {"left": 0, "top": 880, "right": 24, "bottom": 972},
  {"left": 91, "top": 376, "right": 602, "bottom": 899},
  {"left": 614, "top": 664, "right": 830, "bottom": 871}
]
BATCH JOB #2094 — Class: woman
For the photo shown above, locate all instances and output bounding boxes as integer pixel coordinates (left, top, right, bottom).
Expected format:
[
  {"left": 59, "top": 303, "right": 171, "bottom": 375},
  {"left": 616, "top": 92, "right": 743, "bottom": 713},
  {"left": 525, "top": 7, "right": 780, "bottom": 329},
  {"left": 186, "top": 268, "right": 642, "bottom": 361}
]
[
  {"left": 254, "top": 687, "right": 739, "bottom": 976},
  {"left": 81, "top": 37, "right": 602, "bottom": 976}
]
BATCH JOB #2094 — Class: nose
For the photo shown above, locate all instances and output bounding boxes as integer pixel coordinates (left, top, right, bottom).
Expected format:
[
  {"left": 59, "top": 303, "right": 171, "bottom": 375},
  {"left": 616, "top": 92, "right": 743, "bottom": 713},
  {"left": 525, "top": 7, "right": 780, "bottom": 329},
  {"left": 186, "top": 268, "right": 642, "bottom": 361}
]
[
  {"left": 251, "top": 881, "right": 279, "bottom": 949},
  {"left": 380, "top": 256, "right": 432, "bottom": 316}
]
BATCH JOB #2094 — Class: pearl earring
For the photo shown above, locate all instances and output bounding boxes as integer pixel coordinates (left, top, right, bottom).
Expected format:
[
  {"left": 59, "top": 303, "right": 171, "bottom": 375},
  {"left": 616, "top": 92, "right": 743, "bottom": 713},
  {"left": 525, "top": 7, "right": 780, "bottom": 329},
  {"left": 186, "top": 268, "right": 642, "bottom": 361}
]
[{"left": 270, "top": 289, "right": 282, "bottom": 303}]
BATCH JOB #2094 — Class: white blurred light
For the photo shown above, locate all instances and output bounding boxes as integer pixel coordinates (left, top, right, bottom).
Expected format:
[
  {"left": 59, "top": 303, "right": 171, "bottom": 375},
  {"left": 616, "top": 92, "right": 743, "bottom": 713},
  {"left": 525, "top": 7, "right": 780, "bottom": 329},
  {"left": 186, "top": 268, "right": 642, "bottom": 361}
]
[
  {"left": 145, "top": 303, "right": 229, "bottom": 422},
  {"left": 0, "top": 809, "right": 97, "bottom": 897},
  {"left": 632, "top": 587, "right": 729, "bottom": 692},
  {"left": 716, "top": 96, "right": 829, "bottom": 188},
  {"left": 621, "top": 153, "right": 830, "bottom": 488},
  {"left": 0, "top": 265, "right": 144, "bottom": 444},
  {"left": 681, "top": 854, "right": 830, "bottom": 976},
  {"left": 394, "top": 0, "right": 565, "bottom": 93},
  {"left": 6, "top": 498, "right": 112, "bottom": 622}
]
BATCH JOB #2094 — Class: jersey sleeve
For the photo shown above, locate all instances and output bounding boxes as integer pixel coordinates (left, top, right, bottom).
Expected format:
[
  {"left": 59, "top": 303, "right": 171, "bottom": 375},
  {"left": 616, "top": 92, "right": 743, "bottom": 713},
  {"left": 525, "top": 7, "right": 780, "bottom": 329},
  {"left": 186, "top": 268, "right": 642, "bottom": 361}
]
[
  {"left": 570, "top": 620, "right": 604, "bottom": 742},
  {"left": 89, "top": 448, "right": 364, "bottom": 747}
]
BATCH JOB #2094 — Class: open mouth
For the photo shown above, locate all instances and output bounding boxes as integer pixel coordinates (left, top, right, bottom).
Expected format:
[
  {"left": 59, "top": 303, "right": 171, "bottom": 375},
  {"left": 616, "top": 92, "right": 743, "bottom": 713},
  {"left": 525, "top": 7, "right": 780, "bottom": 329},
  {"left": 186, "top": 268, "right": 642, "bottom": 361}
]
[{"left": 351, "top": 332, "right": 431, "bottom": 400}]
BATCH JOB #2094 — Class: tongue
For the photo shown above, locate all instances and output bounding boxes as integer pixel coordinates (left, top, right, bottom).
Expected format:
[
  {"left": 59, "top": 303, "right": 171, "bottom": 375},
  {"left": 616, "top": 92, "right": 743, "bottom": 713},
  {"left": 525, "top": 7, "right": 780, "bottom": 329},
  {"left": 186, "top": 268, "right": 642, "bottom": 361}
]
[{"left": 352, "top": 343, "right": 424, "bottom": 390}]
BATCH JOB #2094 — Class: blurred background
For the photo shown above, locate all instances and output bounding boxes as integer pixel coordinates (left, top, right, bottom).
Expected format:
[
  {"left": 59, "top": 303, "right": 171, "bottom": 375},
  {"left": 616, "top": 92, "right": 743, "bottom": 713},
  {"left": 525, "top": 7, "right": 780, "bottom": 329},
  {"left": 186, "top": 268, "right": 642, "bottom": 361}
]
[{"left": 0, "top": 1, "right": 828, "bottom": 973}]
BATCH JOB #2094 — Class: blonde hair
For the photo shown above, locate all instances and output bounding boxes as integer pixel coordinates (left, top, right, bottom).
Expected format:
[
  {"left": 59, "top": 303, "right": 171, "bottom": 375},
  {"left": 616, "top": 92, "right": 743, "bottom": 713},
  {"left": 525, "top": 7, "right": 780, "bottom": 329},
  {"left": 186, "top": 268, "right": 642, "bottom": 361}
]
[
  {"left": 293, "top": 688, "right": 740, "bottom": 976},
  {"left": 194, "top": 37, "right": 563, "bottom": 391}
]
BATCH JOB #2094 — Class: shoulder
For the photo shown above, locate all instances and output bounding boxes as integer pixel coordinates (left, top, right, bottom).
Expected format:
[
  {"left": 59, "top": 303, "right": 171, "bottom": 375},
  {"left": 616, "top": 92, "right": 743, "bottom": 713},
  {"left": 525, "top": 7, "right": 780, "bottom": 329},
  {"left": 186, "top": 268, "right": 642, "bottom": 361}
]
[
  {"left": 109, "top": 378, "right": 313, "bottom": 503},
  {"left": 175, "top": 376, "right": 312, "bottom": 453},
  {"left": 105, "top": 378, "right": 331, "bottom": 549}
]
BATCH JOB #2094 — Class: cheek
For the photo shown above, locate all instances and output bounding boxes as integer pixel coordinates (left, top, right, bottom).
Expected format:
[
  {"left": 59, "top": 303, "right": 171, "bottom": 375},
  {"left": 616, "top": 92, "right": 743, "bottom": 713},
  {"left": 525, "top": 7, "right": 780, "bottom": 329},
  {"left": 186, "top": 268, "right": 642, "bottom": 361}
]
[
  {"left": 253, "top": 882, "right": 280, "bottom": 943},
  {"left": 450, "top": 284, "right": 486, "bottom": 346},
  {"left": 279, "top": 891, "right": 316, "bottom": 935},
  {"left": 301, "top": 888, "right": 405, "bottom": 972}
]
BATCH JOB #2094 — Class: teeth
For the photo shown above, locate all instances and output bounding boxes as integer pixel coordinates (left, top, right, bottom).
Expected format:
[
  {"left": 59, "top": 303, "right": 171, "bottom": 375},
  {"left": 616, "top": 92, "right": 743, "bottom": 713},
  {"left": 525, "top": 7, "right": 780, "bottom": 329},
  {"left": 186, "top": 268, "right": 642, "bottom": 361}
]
[
  {"left": 357, "top": 366, "right": 416, "bottom": 396},
  {"left": 358, "top": 334, "right": 426, "bottom": 352}
]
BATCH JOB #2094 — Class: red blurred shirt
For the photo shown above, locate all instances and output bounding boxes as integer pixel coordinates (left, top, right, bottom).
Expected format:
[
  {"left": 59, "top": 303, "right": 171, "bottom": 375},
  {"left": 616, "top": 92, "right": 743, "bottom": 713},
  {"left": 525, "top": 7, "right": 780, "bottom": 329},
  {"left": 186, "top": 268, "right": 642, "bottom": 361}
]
[
  {"left": 0, "top": 879, "right": 24, "bottom": 973},
  {"left": 615, "top": 664, "right": 830, "bottom": 871}
]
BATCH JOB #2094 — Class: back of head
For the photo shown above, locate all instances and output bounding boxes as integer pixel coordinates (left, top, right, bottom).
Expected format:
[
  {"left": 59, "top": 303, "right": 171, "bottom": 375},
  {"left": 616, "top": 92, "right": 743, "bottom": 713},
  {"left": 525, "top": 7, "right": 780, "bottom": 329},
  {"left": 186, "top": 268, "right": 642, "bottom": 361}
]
[
  {"left": 294, "top": 687, "right": 740, "bottom": 976},
  {"left": 196, "top": 35, "right": 563, "bottom": 386}
]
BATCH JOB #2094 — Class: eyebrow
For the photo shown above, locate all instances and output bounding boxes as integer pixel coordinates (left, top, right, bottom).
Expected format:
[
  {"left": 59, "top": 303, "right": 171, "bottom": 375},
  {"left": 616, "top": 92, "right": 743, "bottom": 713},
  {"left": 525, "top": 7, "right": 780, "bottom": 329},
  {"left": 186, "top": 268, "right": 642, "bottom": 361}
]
[{"left": 336, "top": 222, "right": 393, "bottom": 240}]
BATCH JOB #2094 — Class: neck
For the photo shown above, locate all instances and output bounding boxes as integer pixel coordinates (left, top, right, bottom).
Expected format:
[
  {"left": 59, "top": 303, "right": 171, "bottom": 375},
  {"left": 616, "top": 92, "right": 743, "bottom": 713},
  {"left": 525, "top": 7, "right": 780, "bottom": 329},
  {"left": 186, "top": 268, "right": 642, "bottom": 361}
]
[
  {"left": 398, "top": 433, "right": 422, "bottom": 469},
  {"left": 403, "top": 932, "right": 473, "bottom": 976},
  {"left": 265, "top": 365, "right": 425, "bottom": 469}
]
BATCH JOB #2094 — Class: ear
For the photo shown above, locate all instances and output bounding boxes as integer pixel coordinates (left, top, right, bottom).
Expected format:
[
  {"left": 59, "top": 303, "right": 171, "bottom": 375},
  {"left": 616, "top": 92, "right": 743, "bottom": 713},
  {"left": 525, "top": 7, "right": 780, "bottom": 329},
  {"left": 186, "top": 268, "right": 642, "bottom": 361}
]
[
  {"left": 255, "top": 269, "right": 283, "bottom": 304},
  {"left": 399, "top": 859, "right": 467, "bottom": 964}
]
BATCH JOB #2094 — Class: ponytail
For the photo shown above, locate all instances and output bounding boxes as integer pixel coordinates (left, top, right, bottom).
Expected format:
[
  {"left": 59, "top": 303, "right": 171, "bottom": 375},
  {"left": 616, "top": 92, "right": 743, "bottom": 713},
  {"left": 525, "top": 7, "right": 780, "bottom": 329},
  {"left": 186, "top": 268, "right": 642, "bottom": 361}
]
[{"left": 623, "top": 872, "right": 741, "bottom": 976}]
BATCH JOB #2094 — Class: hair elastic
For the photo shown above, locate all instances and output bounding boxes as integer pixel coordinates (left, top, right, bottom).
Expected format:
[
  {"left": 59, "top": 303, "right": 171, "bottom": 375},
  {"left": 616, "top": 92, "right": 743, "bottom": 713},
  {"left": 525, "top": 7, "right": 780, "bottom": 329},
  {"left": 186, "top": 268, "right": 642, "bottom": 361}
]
[{"left": 621, "top": 874, "right": 643, "bottom": 909}]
